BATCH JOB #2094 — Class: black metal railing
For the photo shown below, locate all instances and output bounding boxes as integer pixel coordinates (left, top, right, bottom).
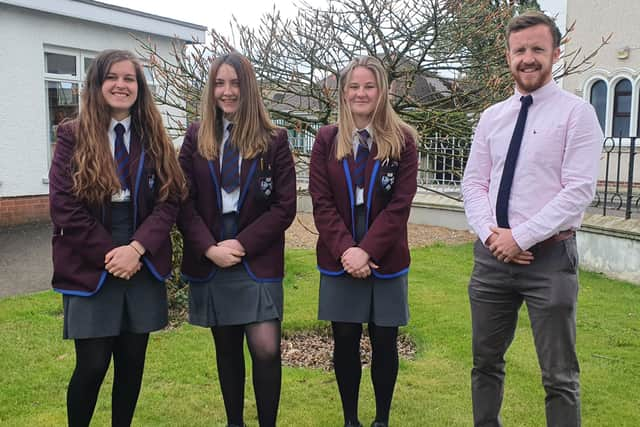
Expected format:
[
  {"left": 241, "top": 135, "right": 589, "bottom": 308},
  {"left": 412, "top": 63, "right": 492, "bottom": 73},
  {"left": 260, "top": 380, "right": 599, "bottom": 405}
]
[
  {"left": 289, "top": 129, "right": 472, "bottom": 199},
  {"left": 417, "top": 136, "right": 470, "bottom": 199},
  {"left": 287, "top": 126, "right": 639, "bottom": 219},
  {"left": 591, "top": 136, "right": 639, "bottom": 219}
]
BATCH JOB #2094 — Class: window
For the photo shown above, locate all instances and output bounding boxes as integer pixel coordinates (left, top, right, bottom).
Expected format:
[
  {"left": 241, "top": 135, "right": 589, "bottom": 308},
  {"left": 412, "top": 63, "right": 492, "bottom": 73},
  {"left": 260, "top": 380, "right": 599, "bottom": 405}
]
[
  {"left": 143, "top": 65, "right": 154, "bottom": 85},
  {"left": 612, "top": 79, "right": 632, "bottom": 137},
  {"left": 45, "top": 52, "right": 77, "bottom": 76},
  {"left": 44, "top": 48, "right": 96, "bottom": 161},
  {"left": 589, "top": 80, "right": 607, "bottom": 132},
  {"left": 46, "top": 81, "right": 79, "bottom": 143},
  {"left": 143, "top": 65, "right": 157, "bottom": 94},
  {"left": 84, "top": 57, "right": 95, "bottom": 76}
]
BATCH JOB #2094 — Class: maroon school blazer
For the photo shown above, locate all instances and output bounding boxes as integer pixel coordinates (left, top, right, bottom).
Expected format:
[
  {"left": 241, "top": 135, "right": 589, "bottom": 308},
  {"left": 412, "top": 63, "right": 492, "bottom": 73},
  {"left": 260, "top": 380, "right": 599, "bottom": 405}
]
[
  {"left": 309, "top": 125, "right": 418, "bottom": 278},
  {"left": 49, "top": 121, "right": 179, "bottom": 295},
  {"left": 177, "top": 122, "right": 296, "bottom": 282}
]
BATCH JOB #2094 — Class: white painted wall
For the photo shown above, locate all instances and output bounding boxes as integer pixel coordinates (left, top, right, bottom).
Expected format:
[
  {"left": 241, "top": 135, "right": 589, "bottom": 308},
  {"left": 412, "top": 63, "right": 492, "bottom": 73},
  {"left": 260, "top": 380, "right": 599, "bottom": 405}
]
[
  {"left": 563, "top": 0, "right": 640, "bottom": 99},
  {"left": 578, "top": 215, "right": 640, "bottom": 285},
  {"left": 0, "top": 2, "right": 204, "bottom": 197}
]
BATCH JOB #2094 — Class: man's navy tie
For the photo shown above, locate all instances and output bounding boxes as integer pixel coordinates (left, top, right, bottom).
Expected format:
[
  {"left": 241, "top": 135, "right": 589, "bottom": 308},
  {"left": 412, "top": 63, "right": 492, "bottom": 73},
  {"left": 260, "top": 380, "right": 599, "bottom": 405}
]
[
  {"left": 495, "top": 94, "right": 533, "bottom": 228},
  {"left": 221, "top": 123, "right": 240, "bottom": 193},
  {"left": 354, "top": 129, "right": 370, "bottom": 187},
  {"left": 114, "top": 123, "right": 129, "bottom": 191}
]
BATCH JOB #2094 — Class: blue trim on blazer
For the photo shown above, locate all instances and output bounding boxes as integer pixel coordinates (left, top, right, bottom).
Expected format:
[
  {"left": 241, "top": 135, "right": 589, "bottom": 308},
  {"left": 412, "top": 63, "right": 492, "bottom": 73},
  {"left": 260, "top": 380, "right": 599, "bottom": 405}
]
[
  {"left": 53, "top": 270, "right": 108, "bottom": 296},
  {"left": 142, "top": 257, "right": 171, "bottom": 281},
  {"left": 132, "top": 151, "right": 145, "bottom": 230},
  {"left": 317, "top": 266, "right": 409, "bottom": 279},
  {"left": 365, "top": 160, "right": 380, "bottom": 229},
  {"left": 181, "top": 261, "right": 281, "bottom": 284},
  {"left": 372, "top": 267, "right": 409, "bottom": 279},
  {"left": 194, "top": 159, "right": 266, "bottom": 283},
  {"left": 181, "top": 269, "right": 217, "bottom": 284},
  {"left": 317, "top": 266, "right": 346, "bottom": 276},
  {"left": 131, "top": 151, "right": 170, "bottom": 282},
  {"left": 341, "top": 159, "right": 357, "bottom": 241},
  {"left": 237, "top": 159, "right": 258, "bottom": 211},
  {"left": 242, "top": 260, "right": 282, "bottom": 283}
]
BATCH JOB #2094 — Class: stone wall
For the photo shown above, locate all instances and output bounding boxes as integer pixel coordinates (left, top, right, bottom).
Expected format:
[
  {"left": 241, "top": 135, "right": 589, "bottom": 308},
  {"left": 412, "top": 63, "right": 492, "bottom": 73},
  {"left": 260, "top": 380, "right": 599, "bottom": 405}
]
[{"left": 577, "top": 214, "right": 640, "bottom": 284}]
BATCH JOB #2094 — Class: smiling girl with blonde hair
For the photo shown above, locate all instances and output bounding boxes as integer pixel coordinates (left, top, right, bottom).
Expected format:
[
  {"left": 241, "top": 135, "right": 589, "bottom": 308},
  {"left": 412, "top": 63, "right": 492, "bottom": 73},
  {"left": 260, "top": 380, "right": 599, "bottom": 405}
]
[{"left": 309, "top": 55, "right": 418, "bottom": 427}]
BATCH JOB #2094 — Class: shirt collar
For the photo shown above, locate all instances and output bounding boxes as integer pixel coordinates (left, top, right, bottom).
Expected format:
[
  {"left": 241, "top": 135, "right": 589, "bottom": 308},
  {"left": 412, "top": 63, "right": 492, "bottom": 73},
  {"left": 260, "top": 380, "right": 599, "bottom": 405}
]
[
  {"left": 513, "top": 79, "right": 557, "bottom": 106},
  {"left": 110, "top": 116, "right": 131, "bottom": 132},
  {"left": 352, "top": 125, "right": 372, "bottom": 140},
  {"left": 223, "top": 118, "right": 233, "bottom": 132}
]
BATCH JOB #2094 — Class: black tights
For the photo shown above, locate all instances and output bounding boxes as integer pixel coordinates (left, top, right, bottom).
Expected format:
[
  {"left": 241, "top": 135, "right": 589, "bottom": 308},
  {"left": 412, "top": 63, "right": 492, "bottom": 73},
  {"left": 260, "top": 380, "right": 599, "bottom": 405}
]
[
  {"left": 332, "top": 322, "right": 399, "bottom": 425},
  {"left": 212, "top": 320, "right": 281, "bottom": 427},
  {"left": 67, "top": 332, "right": 150, "bottom": 427}
]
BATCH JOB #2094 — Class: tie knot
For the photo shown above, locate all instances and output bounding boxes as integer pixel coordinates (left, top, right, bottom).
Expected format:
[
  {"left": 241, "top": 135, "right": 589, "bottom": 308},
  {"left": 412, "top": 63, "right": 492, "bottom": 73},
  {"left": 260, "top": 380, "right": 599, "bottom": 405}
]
[
  {"left": 520, "top": 95, "right": 533, "bottom": 108},
  {"left": 114, "top": 123, "right": 126, "bottom": 137},
  {"left": 227, "top": 123, "right": 234, "bottom": 133},
  {"left": 357, "top": 129, "right": 370, "bottom": 140}
]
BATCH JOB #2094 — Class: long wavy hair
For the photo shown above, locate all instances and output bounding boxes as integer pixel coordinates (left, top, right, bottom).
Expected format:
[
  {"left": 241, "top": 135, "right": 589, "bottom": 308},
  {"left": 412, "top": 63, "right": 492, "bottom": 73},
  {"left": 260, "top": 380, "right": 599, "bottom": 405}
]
[
  {"left": 71, "top": 49, "right": 185, "bottom": 205},
  {"left": 336, "top": 56, "right": 417, "bottom": 160},
  {"left": 197, "top": 52, "right": 276, "bottom": 160}
]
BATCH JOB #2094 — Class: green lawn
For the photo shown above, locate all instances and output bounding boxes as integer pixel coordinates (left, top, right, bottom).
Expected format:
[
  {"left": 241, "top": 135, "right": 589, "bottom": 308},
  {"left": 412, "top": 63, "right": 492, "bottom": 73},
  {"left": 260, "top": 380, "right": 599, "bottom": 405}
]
[{"left": 1, "top": 244, "right": 639, "bottom": 426}]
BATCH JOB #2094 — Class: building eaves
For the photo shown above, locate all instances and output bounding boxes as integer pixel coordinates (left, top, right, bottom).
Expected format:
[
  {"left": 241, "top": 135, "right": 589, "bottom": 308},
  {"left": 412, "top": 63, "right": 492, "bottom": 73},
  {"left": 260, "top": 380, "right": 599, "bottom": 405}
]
[{"left": 1, "top": 0, "right": 207, "bottom": 43}]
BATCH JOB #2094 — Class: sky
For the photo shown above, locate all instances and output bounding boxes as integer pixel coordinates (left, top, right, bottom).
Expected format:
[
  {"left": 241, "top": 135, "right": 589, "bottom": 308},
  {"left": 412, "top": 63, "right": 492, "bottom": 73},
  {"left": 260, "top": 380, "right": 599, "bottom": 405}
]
[
  {"left": 100, "top": 0, "right": 324, "bottom": 35},
  {"left": 100, "top": 0, "right": 567, "bottom": 36}
]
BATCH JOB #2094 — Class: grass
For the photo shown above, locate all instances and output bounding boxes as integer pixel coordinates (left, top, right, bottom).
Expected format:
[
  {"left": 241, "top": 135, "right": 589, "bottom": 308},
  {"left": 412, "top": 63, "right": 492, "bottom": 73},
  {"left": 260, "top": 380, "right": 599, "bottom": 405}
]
[{"left": 1, "top": 243, "right": 639, "bottom": 426}]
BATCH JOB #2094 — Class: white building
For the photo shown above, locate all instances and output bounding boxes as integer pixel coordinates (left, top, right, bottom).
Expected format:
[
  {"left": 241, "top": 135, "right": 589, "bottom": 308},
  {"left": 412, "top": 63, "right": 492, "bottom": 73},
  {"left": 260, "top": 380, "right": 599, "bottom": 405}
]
[
  {"left": 562, "top": 0, "right": 640, "bottom": 190},
  {"left": 563, "top": 0, "right": 640, "bottom": 139},
  {"left": 0, "top": 0, "right": 206, "bottom": 225}
]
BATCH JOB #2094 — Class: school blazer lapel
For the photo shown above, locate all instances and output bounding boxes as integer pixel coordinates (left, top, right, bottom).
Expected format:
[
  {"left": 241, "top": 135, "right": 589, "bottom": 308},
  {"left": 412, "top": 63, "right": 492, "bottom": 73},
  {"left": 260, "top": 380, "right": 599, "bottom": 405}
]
[
  {"left": 128, "top": 132, "right": 143, "bottom": 198},
  {"left": 364, "top": 142, "right": 378, "bottom": 203}
]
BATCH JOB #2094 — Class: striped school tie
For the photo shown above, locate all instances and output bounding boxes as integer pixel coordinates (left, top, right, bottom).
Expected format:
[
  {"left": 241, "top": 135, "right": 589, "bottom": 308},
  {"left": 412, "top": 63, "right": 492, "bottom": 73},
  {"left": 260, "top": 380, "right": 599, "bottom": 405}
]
[
  {"left": 113, "top": 123, "right": 129, "bottom": 190},
  {"left": 354, "top": 129, "right": 370, "bottom": 187},
  {"left": 221, "top": 123, "right": 240, "bottom": 193}
]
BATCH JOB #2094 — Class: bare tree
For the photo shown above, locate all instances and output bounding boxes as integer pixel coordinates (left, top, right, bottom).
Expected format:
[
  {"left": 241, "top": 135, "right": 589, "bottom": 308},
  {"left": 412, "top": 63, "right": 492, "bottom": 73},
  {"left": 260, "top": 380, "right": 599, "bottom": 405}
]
[
  {"left": 138, "top": 0, "right": 607, "bottom": 141},
  {"left": 142, "top": 0, "right": 610, "bottom": 321}
]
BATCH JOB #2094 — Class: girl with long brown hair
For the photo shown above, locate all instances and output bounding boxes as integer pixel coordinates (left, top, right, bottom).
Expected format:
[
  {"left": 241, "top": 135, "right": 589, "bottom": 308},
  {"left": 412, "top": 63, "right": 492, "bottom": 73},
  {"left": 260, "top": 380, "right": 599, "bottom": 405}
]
[
  {"left": 309, "top": 56, "right": 419, "bottom": 427},
  {"left": 49, "top": 49, "right": 185, "bottom": 426},
  {"left": 178, "top": 52, "right": 296, "bottom": 427}
]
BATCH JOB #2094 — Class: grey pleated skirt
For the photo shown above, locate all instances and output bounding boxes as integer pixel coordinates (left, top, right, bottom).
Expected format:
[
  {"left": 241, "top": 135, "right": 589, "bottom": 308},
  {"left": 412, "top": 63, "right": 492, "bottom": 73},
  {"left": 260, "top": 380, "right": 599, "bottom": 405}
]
[
  {"left": 63, "top": 202, "right": 168, "bottom": 339},
  {"left": 188, "top": 213, "right": 283, "bottom": 327},
  {"left": 318, "top": 273, "right": 408, "bottom": 327},
  {"left": 317, "top": 205, "right": 409, "bottom": 327}
]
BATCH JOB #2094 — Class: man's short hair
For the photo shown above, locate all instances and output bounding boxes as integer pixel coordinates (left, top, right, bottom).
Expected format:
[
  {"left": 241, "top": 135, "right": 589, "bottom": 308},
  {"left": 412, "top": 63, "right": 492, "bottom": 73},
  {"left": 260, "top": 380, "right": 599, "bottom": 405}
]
[{"left": 506, "top": 11, "right": 562, "bottom": 49}]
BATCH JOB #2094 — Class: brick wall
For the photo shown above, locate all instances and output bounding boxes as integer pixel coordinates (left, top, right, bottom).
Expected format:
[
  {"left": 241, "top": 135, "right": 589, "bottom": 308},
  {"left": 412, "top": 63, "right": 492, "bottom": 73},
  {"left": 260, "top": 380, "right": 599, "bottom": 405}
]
[{"left": 0, "top": 195, "right": 50, "bottom": 226}]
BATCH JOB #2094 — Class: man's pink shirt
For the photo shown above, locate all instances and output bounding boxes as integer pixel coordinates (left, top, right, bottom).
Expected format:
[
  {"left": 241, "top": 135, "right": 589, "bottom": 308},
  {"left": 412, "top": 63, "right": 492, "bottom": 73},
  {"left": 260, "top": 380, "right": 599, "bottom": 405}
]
[{"left": 462, "top": 80, "right": 603, "bottom": 250}]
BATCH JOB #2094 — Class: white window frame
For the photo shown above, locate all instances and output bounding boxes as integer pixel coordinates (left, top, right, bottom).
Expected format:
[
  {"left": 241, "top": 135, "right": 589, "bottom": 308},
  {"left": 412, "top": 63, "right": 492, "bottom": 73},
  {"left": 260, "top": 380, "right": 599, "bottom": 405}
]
[
  {"left": 583, "top": 71, "right": 640, "bottom": 144},
  {"left": 44, "top": 46, "right": 98, "bottom": 163}
]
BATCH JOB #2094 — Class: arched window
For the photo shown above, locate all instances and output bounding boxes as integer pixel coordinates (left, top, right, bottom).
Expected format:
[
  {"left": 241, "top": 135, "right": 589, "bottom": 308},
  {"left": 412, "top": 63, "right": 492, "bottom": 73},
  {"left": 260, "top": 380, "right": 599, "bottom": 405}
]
[
  {"left": 612, "top": 79, "right": 632, "bottom": 137},
  {"left": 589, "top": 79, "right": 607, "bottom": 132}
]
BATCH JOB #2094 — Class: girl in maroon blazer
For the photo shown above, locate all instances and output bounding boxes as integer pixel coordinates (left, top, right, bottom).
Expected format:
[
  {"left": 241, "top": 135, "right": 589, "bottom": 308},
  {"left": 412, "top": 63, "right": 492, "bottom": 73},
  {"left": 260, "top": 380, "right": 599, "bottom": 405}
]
[
  {"left": 178, "top": 52, "right": 296, "bottom": 427},
  {"left": 309, "top": 56, "right": 418, "bottom": 427},
  {"left": 49, "top": 49, "right": 185, "bottom": 427}
]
